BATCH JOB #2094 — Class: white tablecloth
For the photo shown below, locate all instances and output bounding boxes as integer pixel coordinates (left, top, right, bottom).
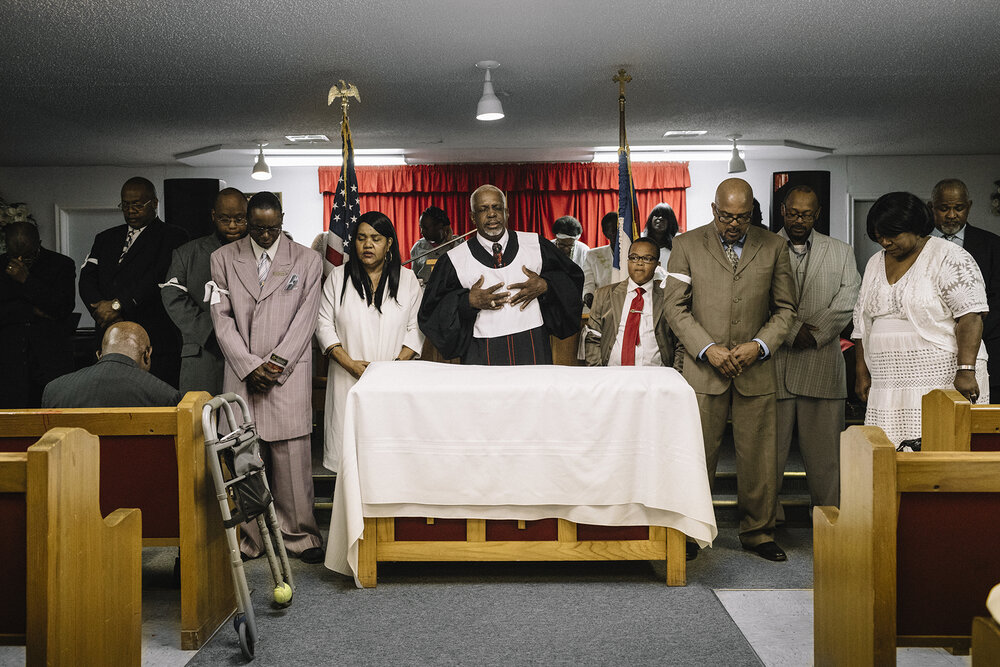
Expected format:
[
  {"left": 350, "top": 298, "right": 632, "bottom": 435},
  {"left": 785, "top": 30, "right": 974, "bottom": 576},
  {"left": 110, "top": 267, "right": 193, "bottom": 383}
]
[{"left": 326, "top": 361, "right": 717, "bottom": 585}]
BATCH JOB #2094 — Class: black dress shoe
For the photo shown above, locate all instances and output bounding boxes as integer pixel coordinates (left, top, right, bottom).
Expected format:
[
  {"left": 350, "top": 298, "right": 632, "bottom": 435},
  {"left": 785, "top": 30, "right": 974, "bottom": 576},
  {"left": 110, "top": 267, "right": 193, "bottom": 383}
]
[
  {"left": 299, "top": 546, "right": 325, "bottom": 564},
  {"left": 686, "top": 542, "right": 699, "bottom": 561},
  {"left": 743, "top": 541, "right": 787, "bottom": 562}
]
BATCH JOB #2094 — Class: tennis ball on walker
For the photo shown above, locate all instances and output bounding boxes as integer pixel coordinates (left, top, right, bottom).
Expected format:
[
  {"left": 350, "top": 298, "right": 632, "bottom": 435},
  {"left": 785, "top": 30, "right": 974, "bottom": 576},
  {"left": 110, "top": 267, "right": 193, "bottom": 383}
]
[{"left": 273, "top": 582, "right": 292, "bottom": 605}]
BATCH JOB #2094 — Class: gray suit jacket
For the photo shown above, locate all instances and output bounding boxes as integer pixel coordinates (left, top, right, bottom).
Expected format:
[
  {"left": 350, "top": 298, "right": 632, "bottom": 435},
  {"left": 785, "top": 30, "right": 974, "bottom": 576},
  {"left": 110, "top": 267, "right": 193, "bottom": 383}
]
[
  {"left": 584, "top": 279, "right": 680, "bottom": 368},
  {"left": 773, "top": 230, "right": 860, "bottom": 400},
  {"left": 41, "top": 353, "right": 182, "bottom": 408},
  {"left": 162, "top": 233, "right": 225, "bottom": 395},
  {"left": 210, "top": 234, "right": 322, "bottom": 441},
  {"left": 665, "top": 224, "right": 797, "bottom": 396}
]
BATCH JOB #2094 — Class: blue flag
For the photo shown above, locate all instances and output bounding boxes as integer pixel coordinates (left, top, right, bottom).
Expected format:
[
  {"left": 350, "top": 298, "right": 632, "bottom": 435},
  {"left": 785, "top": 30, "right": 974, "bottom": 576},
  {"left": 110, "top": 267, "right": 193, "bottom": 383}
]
[
  {"left": 325, "top": 117, "right": 360, "bottom": 268},
  {"left": 613, "top": 147, "right": 640, "bottom": 270}
]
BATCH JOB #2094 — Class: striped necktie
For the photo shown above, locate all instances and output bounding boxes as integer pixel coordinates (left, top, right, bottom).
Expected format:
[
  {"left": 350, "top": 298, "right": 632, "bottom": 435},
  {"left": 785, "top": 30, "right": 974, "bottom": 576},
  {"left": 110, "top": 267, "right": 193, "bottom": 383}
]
[
  {"left": 257, "top": 252, "right": 271, "bottom": 287},
  {"left": 119, "top": 229, "right": 136, "bottom": 263}
]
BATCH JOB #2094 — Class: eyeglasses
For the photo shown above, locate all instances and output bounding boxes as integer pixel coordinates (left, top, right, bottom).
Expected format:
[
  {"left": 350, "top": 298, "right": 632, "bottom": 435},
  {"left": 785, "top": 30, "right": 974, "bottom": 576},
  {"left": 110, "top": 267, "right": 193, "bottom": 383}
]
[
  {"left": 215, "top": 215, "right": 247, "bottom": 225},
  {"left": 784, "top": 210, "right": 817, "bottom": 222},
  {"left": 716, "top": 211, "right": 752, "bottom": 225},
  {"left": 118, "top": 200, "right": 153, "bottom": 212},
  {"left": 248, "top": 224, "right": 282, "bottom": 235},
  {"left": 627, "top": 254, "right": 658, "bottom": 264}
]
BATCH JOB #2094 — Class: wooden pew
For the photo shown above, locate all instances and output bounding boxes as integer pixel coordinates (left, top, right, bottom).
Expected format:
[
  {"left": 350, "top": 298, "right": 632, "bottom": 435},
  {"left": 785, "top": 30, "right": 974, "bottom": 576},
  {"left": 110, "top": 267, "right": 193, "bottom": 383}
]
[
  {"left": 973, "top": 615, "right": 1000, "bottom": 666},
  {"left": 0, "top": 392, "right": 233, "bottom": 650},
  {"left": 0, "top": 428, "right": 141, "bottom": 665},
  {"left": 923, "top": 388, "right": 1000, "bottom": 452},
  {"left": 813, "top": 425, "right": 1000, "bottom": 665}
]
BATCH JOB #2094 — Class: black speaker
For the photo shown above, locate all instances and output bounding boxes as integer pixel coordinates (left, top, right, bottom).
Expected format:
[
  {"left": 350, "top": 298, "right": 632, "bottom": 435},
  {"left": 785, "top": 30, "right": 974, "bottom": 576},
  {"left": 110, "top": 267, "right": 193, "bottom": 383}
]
[
  {"left": 771, "top": 171, "right": 831, "bottom": 235},
  {"left": 164, "top": 178, "right": 221, "bottom": 239}
]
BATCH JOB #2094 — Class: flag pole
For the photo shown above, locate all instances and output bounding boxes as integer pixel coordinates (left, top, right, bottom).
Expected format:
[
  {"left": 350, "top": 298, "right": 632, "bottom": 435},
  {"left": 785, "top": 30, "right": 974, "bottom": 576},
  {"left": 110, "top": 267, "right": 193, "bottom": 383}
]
[
  {"left": 612, "top": 69, "right": 635, "bottom": 281},
  {"left": 324, "top": 81, "right": 361, "bottom": 271}
]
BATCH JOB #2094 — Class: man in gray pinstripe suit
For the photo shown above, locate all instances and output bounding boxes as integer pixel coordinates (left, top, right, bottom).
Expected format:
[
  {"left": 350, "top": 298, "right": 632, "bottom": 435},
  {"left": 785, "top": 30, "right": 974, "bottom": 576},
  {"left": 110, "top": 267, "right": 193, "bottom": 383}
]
[
  {"left": 773, "top": 186, "right": 860, "bottom": 516},
  {"left": 210, "top": 192, "right": 325, "bottom": 563}
]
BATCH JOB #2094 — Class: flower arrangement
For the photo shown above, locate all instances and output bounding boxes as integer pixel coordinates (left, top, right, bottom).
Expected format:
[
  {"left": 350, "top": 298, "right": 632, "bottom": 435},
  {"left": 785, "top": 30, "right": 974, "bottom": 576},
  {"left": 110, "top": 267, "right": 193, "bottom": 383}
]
[{"left": 0, "top": 195, "right": 36, "bottom": 255}]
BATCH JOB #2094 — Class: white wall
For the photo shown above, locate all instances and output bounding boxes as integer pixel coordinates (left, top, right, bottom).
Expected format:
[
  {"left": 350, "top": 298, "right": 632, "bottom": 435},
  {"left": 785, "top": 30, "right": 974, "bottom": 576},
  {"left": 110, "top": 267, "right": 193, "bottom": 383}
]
[{"left": 3, "top": 154, "right": 997, "bottom": 253}]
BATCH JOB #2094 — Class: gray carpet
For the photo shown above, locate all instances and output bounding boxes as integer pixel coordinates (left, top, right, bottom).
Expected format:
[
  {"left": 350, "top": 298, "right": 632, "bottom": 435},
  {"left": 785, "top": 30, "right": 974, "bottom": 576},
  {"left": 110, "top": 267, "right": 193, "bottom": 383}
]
[{"left": 185, "top": 526, "right": 812, "bottom": 666}]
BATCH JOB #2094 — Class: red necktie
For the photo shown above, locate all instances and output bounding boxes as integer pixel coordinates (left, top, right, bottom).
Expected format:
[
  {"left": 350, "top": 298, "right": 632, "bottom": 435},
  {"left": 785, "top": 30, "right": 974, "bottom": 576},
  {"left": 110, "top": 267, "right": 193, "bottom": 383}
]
[
  {"left": 492, "top": 242, "right": 503, "bottom": 268},
  {"left": 621, "top": 287, "right": 645, "bottom": 366}
]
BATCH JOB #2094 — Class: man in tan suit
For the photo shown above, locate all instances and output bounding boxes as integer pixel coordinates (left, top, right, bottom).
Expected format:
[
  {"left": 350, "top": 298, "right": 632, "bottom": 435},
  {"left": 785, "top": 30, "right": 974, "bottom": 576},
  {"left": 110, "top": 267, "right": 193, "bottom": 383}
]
[
  {"left": 773, "top": 186, "right": 860, "bottom": 517},
  {"left": 584, "top": 238, "right": 679, "bottom": 368},
  {"left": 665, "top": 178, "right": 796, "bottom": 561},
  {"left": 210, "top": 191, "right": 325, "bottom": 563}
]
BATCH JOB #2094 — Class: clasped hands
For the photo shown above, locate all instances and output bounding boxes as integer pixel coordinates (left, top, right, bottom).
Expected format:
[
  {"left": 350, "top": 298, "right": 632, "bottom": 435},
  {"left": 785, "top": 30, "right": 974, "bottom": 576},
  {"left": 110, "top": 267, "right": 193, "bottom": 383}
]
[
  {"left": 90, "top": 299, "right": 123, "bottom": 329},
  {"left": 468, "top": 266, "right": 547, "bottom": 312},
  {"left": 248, "top": 361, "right": 284, "bottom": 393},
  {"left": 705, "top": 342, "right": 761, "bottom": 378}
]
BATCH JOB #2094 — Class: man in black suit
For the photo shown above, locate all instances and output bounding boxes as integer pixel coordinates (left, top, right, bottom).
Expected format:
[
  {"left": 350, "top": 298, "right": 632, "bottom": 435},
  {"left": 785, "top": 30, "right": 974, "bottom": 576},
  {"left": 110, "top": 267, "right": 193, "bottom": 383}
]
[
  {"left": 79, "top": 177, "right": 188, "bottom": 387},
  {"left": 930, "top": 178, "right": 1000, "bottom": 400},
  {"left": 42, "top": 321, "right": 182, "bottom": 408},
  {"left": 0, "top": 221, "right": 76, "bottom": 407}
]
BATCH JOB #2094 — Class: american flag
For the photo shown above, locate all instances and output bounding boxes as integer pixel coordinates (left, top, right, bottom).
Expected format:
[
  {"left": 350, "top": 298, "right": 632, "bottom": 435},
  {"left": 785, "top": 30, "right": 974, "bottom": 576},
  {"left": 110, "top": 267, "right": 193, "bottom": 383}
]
[
  {"left": 613, "top": 145, "right": 640, "bottom": 270},
  {"left": 324, "top": 116, "right": 360, "bottom": 270}
]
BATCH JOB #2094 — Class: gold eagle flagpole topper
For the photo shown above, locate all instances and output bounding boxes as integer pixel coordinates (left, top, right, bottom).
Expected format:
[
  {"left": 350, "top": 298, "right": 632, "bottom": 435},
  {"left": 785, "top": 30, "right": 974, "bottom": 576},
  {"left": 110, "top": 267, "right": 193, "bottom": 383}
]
[{"left": 328, "top": 80, "right": 360, "bottom": 124}]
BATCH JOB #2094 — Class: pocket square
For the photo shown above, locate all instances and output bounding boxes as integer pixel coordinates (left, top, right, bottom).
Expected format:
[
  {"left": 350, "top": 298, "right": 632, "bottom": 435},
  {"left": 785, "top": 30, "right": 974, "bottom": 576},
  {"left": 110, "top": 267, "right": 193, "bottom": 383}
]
[{"left": 285, "top": 274, "right": 299, "bottom": 290}]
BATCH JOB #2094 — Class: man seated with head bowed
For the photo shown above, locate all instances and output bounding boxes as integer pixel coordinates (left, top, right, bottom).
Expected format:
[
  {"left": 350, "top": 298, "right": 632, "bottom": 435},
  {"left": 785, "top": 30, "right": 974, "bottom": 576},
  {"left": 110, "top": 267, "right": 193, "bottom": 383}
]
[
  {"left": 161, "top": 187, "right": 248, "bottom": 395},
  {"left": 410, "top": 205, "right": 461, "bottom": 286},
  {"left": 551, "top": 215, "right": 589, "bottom": 270},
  {"left": 209, "top": 191, "right": 325, "bottom": 563},
  {"left": 585, "top": 237, "right": 680, "bottom": 369},
  {"left": 419, "top": 184, "right": 584, "bottom": 365},
  {"left": 929, "top": 178, "right": 1000, "bottom": 402},
  {"left": 582, "top": 212, "right": 619, "bottom": 310},
  {"left": 41, "top": 321, "right": 182, "bottom": 408},
  {"left": 0, "top": 220, "right": 76, "bottom": 408}
]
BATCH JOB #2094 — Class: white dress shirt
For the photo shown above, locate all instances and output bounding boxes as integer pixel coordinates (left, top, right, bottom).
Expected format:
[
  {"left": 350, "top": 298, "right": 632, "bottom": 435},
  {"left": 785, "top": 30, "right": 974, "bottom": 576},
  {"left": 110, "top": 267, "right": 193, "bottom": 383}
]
[{"left": 608, "top": 277, "right": 661, "bottom": 367}]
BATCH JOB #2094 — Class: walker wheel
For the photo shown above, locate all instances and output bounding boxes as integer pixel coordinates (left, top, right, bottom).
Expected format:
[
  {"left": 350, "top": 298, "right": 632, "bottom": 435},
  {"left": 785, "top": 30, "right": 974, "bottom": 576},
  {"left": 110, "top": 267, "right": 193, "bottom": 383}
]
[{"left": 237, "top": 616, "right": 255, "bottom": 660}]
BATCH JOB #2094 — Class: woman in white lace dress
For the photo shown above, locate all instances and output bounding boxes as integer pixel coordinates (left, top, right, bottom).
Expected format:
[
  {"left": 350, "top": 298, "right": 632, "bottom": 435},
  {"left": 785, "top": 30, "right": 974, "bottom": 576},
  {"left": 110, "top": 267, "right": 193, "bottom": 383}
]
[{"left": 853, "top": 192, "right": 989, "bottom": 445}]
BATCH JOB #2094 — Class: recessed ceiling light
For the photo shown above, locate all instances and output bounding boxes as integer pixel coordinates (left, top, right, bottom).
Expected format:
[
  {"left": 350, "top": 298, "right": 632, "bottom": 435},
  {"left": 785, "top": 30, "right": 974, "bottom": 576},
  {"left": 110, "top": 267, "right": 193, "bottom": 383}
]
[
  {"left": 285, "top": 134, "right": 330, "bottom": 143},
  {"left": 663, "top": 130, "right": 708, "bottom": 137}
]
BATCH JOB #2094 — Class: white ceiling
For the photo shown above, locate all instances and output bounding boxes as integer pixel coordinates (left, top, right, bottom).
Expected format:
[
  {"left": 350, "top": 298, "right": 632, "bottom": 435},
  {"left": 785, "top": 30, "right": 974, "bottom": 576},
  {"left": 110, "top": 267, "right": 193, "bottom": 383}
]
[{"left": 2, "top": 0, "right": 998, "bottom": 167}]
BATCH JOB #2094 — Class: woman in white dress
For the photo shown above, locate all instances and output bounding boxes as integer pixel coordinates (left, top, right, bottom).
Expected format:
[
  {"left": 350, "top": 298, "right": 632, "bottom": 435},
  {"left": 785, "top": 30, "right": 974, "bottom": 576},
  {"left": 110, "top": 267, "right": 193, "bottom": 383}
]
[
  {"left": 316, "top": 211, "right": 424, "bottom": 472},
  {"left": 853, "top": 192, "right": 989, "bottom": 445}
]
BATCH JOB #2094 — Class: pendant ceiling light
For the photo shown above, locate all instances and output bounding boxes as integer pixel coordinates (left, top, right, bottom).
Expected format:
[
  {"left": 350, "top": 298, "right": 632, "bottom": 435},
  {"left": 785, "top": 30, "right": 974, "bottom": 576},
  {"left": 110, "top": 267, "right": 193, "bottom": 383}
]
[
  {"left": 251, "top": 143, "right": 272, "bottom": 181},
  {"left": 727, "top": 134, "right": 747, "bottom": 174},
  {"left": 475, "top": 61, "right": 504, "bottom": 121}
]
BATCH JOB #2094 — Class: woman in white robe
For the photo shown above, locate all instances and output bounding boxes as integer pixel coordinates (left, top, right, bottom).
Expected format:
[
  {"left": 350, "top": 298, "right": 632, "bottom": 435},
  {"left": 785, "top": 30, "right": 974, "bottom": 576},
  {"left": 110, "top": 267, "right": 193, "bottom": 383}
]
[
  {"left": 853, "top": 192, "right": 988, "bottom": 445},
  {"left": 316, "top": 211, "right": 423, "bottom": 472}
]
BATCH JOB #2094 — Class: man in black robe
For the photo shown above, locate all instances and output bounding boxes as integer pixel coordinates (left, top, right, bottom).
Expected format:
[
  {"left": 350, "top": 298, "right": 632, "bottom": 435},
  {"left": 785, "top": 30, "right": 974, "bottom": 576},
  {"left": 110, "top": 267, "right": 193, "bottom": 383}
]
[
  {"left": 0, "top": 221, "right": 76, "bottom": 407},
  {"left": 419, "top": 184, "right": 583, "bottom": 365}
]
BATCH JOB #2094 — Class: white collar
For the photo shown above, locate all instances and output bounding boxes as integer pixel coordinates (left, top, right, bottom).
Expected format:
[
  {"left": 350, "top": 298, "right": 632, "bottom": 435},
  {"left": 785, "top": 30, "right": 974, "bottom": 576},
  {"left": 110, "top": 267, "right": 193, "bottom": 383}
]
[
  {"left": 477, "top": 230, "right": 508, "bottom": 252},
  {"left": 250, "top": 233, "right": 280, "bottom": 262}
]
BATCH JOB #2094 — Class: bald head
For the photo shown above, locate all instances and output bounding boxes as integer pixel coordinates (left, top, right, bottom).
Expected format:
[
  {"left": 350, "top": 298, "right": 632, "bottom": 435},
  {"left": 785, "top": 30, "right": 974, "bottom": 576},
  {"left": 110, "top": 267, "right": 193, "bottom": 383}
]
[
  {"left": 212, "top": 187, "right": 249, "bottom": 244},
  {"left": 715, "top": 178, "right": 754, "bottom": 209},
  {"left": 712, "top": 178, "right": 755, "bottom": 244},
  {"left": 100, "top": 321, "right": 153, "bottom": 371}
]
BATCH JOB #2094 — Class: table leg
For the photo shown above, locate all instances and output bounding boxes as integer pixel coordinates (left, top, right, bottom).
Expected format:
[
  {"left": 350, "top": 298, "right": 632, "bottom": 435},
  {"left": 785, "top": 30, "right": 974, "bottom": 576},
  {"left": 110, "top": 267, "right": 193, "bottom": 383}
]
[
  {"left": 358, "top": 517, "right": 377, "bottom": 587},
  {"left": 665, "top": 527, "right": 687, "bottom": 586}
]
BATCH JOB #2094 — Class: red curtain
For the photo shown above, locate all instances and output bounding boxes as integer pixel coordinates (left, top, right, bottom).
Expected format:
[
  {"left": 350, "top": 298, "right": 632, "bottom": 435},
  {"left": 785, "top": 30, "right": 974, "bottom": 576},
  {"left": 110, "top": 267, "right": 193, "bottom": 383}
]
[{"left": 318, "top": 162, "right": 690, "bottom": 261}]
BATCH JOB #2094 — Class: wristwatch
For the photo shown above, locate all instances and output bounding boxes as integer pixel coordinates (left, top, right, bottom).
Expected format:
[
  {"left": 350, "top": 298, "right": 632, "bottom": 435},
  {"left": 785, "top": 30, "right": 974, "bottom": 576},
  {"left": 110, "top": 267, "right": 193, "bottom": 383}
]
[{"left": 111, "top": 299, "right": 121, "bottom": 312}]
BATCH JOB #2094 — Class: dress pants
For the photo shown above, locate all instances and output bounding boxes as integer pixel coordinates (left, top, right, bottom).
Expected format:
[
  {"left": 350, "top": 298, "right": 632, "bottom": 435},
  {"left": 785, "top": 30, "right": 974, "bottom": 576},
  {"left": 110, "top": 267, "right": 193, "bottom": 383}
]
[
  {"left": 775, "top": 396, "right": 843, "bottom": 521},
  {"left": 696, "top": 386, "right": 777, "bottom": 548},
  {"left": 240, "top": 434, "right": 322, "bottom": 557}
]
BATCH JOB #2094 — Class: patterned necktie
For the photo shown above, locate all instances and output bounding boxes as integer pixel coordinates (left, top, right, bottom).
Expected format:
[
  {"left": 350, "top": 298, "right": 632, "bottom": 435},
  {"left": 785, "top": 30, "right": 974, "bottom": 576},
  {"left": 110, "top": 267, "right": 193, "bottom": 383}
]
[
  {"left": 492, "top": 242, "right": 503, "bottom": 268},
  {"left": 620, "top": 287, "right": 645, "bottom": 366},
  {"left": 723, "top": 242, "right": 739, "bottom": 269},
  {"left": 257, "top": 252, "right": 271, "bottom": 287},
  {"left": 943, "top": 234, "right": 958, "bottom": 243},
  {"left": 119, "top": 229, "right": 136, "bottom": 263}
]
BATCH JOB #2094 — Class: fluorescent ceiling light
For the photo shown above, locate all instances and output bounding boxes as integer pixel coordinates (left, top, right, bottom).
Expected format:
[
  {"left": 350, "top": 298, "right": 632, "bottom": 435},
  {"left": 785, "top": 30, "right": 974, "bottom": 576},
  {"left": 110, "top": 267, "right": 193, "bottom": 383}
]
[
  {"left": 284, "top": 134, "right": 330, "bottom": 143},
  {"left": 592, "top": 151, "right": 733, "bottom": 163},
  {"left": 663, "top": 130, "right": 708, "bottom": 137},
  {"left": 264, "top": 155, "right": 407, "bottom": 167}
]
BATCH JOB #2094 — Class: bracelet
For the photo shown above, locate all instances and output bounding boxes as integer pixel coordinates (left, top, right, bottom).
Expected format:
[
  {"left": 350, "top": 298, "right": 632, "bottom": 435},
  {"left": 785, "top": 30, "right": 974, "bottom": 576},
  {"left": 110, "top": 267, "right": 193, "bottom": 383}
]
[{"left": 956, "top": 364, "right": 976, "bottom": 372}]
